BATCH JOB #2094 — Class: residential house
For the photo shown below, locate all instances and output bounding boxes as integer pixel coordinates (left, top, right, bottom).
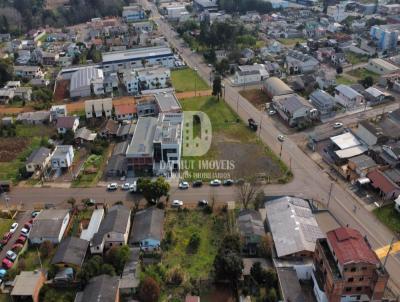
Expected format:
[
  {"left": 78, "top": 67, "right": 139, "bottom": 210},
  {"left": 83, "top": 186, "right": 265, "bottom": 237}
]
[
  {"left": 41, "top": 52, "right": 59, "bottom": 66},
  {"left": 316, "top": 47, "right": 336, "bottom": 62},
  {"left": 327, "top": 4, "right": 348, "bottom": 22},
  {"left": 264, "top": 61, "right": 281, "bottom": 77},
  {"left": 14, "top": 66, "right": 43, "bottom": 79},
  {"left": 330, "top": 132, "right": 368, "bottom": 163},
  {"left": 0, "top": 89, "right": 14, "bottom": 104},
  {"left": 316, "top": 69, "right": 336, "bottom": 89},
  {"left": 80, "top": 209, "right": 105, "bottom": 242},
  {"left": 75, "top": 275, "right": 120, "bottom": 302},
  {"left": 29, "top": 209, "right": 70, "bottom": 244},
  {"left": 16, "top": 111, "right": 50, "bottom": 125},
  {"left": 354, "top": 120, "right": 387, "bottom": 147},
  {"left": 11, "top": 271, "right": 46, "bottom": 302},
  {"left": 106, "top": 141, "right": 128, "bottom": 177},
  {"left": 364, "top": 87, "right": 392, "bottom": 104},
  {"left": 276, "top": 267, "right": 307, "bottom": 302},
  {"left": 50, "top": 145, "right": 74, "bottom": 169},
  {"left": 56, "top": 116, "right": 79, "bottom": 134},
  {"left": 74, "top": 127, "right": 97, "bottom": 144},
  {"left": 285, "top": 49, "right": 319, "bottom": 74},
  {"left": 85, "top": 98, "right": 113, "bottom": 119},
  {"left": 237, "top": 209, "right": 264, "bottom": 255},
  {"left": 90, "top": 205, "right": 131, "bottom": 254},
  {"left": 233, "top": 64, "right": 269, "bottom": 85},
  {"left": 25, "top": 147, "right": 52, "bottom": 174},
  {"left": 263, "top": 77, "right": 294, "bottom": 97},
  {"left": 119, "top": 248, "right": 141, "bottom": 296},
  {"left": 50, "top": 105, "right": 67, "bottom": 122},
  {"left": 313, "top": 227, "right": 389, "bottom": 302},
  {"left": 114, "top": 103, "right": 137, "bottom": 121},
  {"left": 70, "top": 66, "right": 104, "bottom": 99},
  {"left": 347, "top": 154, "right": 378, "bottom": 180},
  {"left": 99, "top": 119, "right": 120, "bottom": 139},
  {"left": 334, "top": 84, "right": 365, "bottom": 109},
  {"left": 366, "top": 58, "right": 400, "bottom": 75},
  {"left": 124, "top": 67, "right": 171, "bottom": 94},
  {"left": 310, "top": 89, "right": 336, "bottom": 118},
  {"left": 14, "top": 87, "right": 32, "bottom": 102},
  {"left": 265, "top": 196, "right": 325, "bottom": 261},
  {"left": 368, "top": 169, "right": 400, "bottom": 200},
  {"left": 331, "top": 52, "right": 346, "bottom": 67},
  {"left": 273, "top": 94, "right": 318, "bottom": 127},
  {"left": 130, "top": 207, "right": 164, "bottom": 251},
  {"left": 193, "top": 0, "right": 218, "bottom": 12},
  {"left": 51, "top": 237, "right": 89, "bottom": 269}
]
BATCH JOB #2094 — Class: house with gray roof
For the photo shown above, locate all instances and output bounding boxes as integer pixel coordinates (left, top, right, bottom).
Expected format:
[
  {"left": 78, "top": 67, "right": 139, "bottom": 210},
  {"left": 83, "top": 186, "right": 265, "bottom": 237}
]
[
  {"left": 25, "top": 147, "right": 52, "bottom": 173},
  {"left": 273, "top": 94, "right": 317, "bottom": 127},
  {"left": 75, "top": 275, "right": 120, "bottom": 302},
  {"left": 70, "top": 66, "right": 104, "bottom": 99},
  {"left": 51, "top": 237, "right": 88, "bottom": 268},
  {"left": 310, "top": 89, "right": 336, "bottom": 118},
  {"left": 16, "top": 111, "right": 50, "bottom": 125},
  {"left": 106, "top": 141, "right": 129, "bottom": 177},
  {"left": 119, "top": 248, "right": 141, "bottom": 295},
  {"left": 90, "top": 205, "right": 131, "bottom": 254},
  {"left": 74, "top": 127, "right": 97, "bottom": 144},
  {"left": 237, "top": 209, "right": 265, "bottom": 255},
  {"left": 334, "top": 84, "right": 365, "bottom": 109},
  {"left": 129, "top": 207, "right": 164, "bottom": 251}
]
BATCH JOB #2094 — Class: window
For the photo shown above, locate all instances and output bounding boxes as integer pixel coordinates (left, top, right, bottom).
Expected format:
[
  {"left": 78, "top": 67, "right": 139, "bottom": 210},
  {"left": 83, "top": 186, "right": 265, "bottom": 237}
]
[
  {"left": 356, "top": 287, "right": 362, "bottom": 291},
  {"left": 345, "top": 287, "right": 351, "bottom": 292},
  {"left": 359, "top": 277, "right": 364, "bottom": 281},
  {"left": 351, "top": 267, "right": 356, "bottom": 272},
  {"left": 348, "top": 278, "right": 354, "bottom": 282}
]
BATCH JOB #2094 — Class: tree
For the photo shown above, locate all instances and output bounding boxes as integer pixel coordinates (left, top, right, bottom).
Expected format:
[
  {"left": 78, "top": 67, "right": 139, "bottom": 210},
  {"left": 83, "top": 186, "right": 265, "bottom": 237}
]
[
  {"left": 62, "top": 129, "right": 75, "bottom": 145},
  {"left": 336, "top": 66, "right": 343, "bottom": 74},
  {"left": 361, "top": 76, "right": 373, "bottom": 88},
  {"left": 213, "top": 249, "right": 243, "bottom": 284},
  {"left": 140, "top": 177, "right": 170, "bottom": 204},
  {"left": 212, "top": 76, "right": 222, "bottom": 100},
  {"left": 236, "top": 177, "right": 261, "bottom": 209},
  {"left": 67, "top": 197, "right": 76, "bottom": 209},
  {"left": 101, "top": 263, "right": 116, "bottom": 276},
  {"left": 0, "top": 59, "right": 13, "bottom": 86},
  {"left": 40, "top": 241, "right": 54, "bottom": 258},
  {"left": 215, "top": 58, "right": 230, "bottom": 75},
  {"left": 105, "top": 245, "right": 130, "bottom": 274},
  {"left": 259, "top": 233, "right": 273, "bottom": 259},
  {"left": 220, "top": 233, "right": 241, "bottom": 253},
  {"left": 267, "top": 288, "right": 278, "bottom": 302},
  {"left": 187, "top": 233, "right": 201, "bottom": 253},
  {"left": 250, "top": 262, "right": 269, "bottom": 284},
  {"left": 139, "top": 277, "right": 160, "bottom": 302}
]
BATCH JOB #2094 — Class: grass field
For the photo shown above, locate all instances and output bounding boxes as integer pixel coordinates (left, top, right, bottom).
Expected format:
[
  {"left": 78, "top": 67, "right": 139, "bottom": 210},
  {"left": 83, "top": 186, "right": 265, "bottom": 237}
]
[
  {"left": 345, "top": 52, "right": 369, "bottom": 65},
  {"left": 16, "top": 124, "right": 56, "bottom": 137},
  {"left": 347, "top": 68, "right": 380, "bottom": 82},
  {"left": 171, "top": 68, "right": 209, "bottom": 92},
  {"left": 180, "top": 96, "right": 288, "bottom": 181},
  {"left": 163, "top": 210, "right": 227, "bottom": 279},
  {"left": 0, "top": 219, "right": 13, "bottom": 236},
  {"left": 277, "top": 38, "right": 306, "bottom": 46},
  {"left": 71, "top": 150, "right": 108, "bottom": 187},
  {"left": 336, "top": 75, "right": 356, "bottom": 85},
  {"left": 373, "top": 204, "right": 400, "bottom": 233}
]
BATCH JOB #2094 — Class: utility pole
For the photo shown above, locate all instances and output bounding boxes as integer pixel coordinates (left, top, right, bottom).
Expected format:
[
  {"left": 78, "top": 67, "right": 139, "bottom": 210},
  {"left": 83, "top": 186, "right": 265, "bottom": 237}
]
[
  {"left": 236, "top": 94, "right": 239, "bottom": 113},
  {"left": 327, "top": 182, "right": 334, "bottom": 209},
  {"left": 279, "top": 142, "right": 283, "bottom": 159},
  {"left": 258, "top": 114, "right": 263, "bottom": 138}
]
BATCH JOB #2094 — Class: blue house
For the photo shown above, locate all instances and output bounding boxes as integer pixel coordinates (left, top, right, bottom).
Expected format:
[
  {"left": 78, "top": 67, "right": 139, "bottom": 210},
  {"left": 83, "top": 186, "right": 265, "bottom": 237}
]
[
  {"left": 122, "top": 5, "right": 147, "bottom": 22},
  {"left": 129, "top": 207, "right": 164, "bottom": 251}
]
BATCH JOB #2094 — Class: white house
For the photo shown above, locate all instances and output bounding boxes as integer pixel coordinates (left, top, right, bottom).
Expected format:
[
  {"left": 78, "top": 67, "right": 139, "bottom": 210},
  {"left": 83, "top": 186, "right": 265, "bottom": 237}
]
[
  {"left": 233, "top": 64, "right": 269, "bottom": 85},
  {"left": 50, "top": 105, "right": 67, "bottom": 122},
  {"left": 366, "top": 58, "right": 400, "bottom": 75},
  {"left": 85, "top": 98, "right": 113, "bottom": 119},
  {"left": 334, "top": 84, "right": 365, "bottom": 109},
  {"left": 70, "top": 66, "right": 104, "bottom": 99},
  {"left": 51, "top": 145, "right": 74, "bottom": 169},
  {"left": 285, "top": 50, "right": 319, "bottom": 74},
  {"left": 25, "top": 147, "right": 52, "bottom": 173},
  {"left": 124, "top": 67, "right": 171, "bottom": 94},
  {"left": 29, "top": 209, "right": 70, "bottom": 244},
  {"left": 56, "top": 116, "right": 79, "bottom": 134}
]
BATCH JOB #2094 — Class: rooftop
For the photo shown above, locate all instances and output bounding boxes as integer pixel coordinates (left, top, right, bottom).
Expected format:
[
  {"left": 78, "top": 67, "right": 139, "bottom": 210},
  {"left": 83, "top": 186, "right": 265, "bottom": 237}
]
[
  {"left": 56, "top": 116, "right": 77, "bottom": 129},
  {"left": 126, "top": 116, "right": 157, "bottom": 156},
  {"left": 75, "top": 275, "right": 119, "bottom": 302},
  {"left": 51, "top": 236, "right": 88, "bottom": 267},
  {"left": 369, "top": 58, "right": 399, "bottom": 72},
  {"left": 155, "top": 92, "right": 181, "bottom": 113},
  {"left": 330, "top": 132, "right": 361, "bottom": 150},
  {"left": 335, "top": 84, "right": 362, "bottom": 99},
  {"left": 130, "top": 207, "right": 164, "bottom": 243},
  {"left": 26, "top": 147, "right": 51, "bottom": 165},
  {"left": 70, "top": 66, "right": 104, "bottom": 92},
  {"left": 102, "top": 46, "right": 173, "bottom": 64},
  {"left": 11, "top": 271, "right": 45, "bottom": 297},
  {"left": 80, "top": 209, "right": 104, "bottom": 242},
  {"left": 367, "top": 169, "right": 399, "bottom": 194}
]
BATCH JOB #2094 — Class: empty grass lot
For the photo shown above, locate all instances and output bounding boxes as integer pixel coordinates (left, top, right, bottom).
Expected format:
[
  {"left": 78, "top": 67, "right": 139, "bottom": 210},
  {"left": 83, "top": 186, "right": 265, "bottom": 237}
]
[
  {"left": 373, "top": 204, "right": 400, "bottom": 233},
  {"left": 162, "top": 210, "right": 227, "bottom": 279},
  {"left": 0, "top": 219, "right": 13, "bottom": 236},
  {"left": 347, "top": 68, "right": 380, "bottom": 82},
  {"left": 336, "top": 75, "right": 356, "bottom": 85},
  {"left": 171, "top": 68, "right": 209, "bottom": 92},
  {"left": 71, "top": 150, "right": 108, "bottom": 187},
  {"left": 345, "top": 52, "right": 369, "bottom": 65},
  {"left": 277, "top": 38, "right": 306, "bottom": 46}
]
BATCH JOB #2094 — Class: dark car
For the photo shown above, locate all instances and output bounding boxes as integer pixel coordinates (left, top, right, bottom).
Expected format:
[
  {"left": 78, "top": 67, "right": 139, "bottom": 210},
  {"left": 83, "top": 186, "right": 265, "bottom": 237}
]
[
  {"left": 192, "top": 180, "right": 203, "bottom": 188},
  {"left": 198, "top": 200, "right": 208, "bottom": 207},
  {"left": 223, "top": 179, "right": 234, "bottom": 186}
]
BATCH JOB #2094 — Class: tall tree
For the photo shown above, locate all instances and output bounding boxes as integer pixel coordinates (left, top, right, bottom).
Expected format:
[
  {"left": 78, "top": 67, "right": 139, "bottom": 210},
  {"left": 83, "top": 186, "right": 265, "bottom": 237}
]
[
  {"left": 140, "top": 177, "right": 170, "bottom": 204},
  {"left": 236, "top": 176, "right": 261, "bottom": 209},
  {"left": 212, "top": 76, "right": 222, "bottom": 100},
  {"left": 139, "top": 277, "right": 160, "bottom": 302}
]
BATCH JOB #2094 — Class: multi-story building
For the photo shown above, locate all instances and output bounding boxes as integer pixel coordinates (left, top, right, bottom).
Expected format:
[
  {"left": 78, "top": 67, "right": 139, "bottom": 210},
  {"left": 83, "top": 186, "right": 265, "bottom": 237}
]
[
  {"left": 370, "top": 25, "right": 399, "bottom": 51},
  {"left": 327, "top": 4, "right": 348, "bottom": 22},
  {"left": 102, "top": 46, "right": 175, "bottom": 73},
  {"left": 313, "top": 227, "right": 389, "bottom": 302},
  {"left": 124, "top": 67, "right": 171, "bottom": 94},
  {"left": 122, "top": 5, "right": 147, "bottom": 22},
  {"left": 334, "top": 85, "right": 365, "bottom": 109}
]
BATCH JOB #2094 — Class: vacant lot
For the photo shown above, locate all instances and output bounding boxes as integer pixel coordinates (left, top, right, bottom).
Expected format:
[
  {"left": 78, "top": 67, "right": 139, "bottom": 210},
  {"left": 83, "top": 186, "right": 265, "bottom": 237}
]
[
  {"left": 277, "top": 38, "right": 306, "bottom": 46},
  {"left": 345, "top": 52, "right": 369, "bottom": 65},
  {"left": 0, "top": 138, "right": 30, "bottom": 162},
  {"left": 336, "top": 75, "right": 355, "bottom": 85},
  {"left": 181, "top": 96, "right": 288, "bottom": 181},
  {"left": 171, "top": 68, "right": 209, "bottom": 92},
  {"left": 0, "top": 219, "right": 13, "bottom": 236},
  {"left": 239, "top": 89, "right": 269, "bottom": 109},
  {"left": 373, "top": 204, "right": 400, "bottom": 233},
  {"left": 72, "top": 149, "right": 109, "bottom": 187},
  {"left": 347, "top": 68, "right": 380, "bottom": 82}
]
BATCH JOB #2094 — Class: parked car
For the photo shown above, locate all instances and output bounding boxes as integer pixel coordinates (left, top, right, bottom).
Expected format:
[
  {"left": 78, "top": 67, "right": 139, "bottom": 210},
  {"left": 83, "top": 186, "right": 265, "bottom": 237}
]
[
  {"left": 9, "top": 223, "right": 18, "bottom": 233},
  {"left": 248, "top": 118, "right": 258, "bottom": 131},
  {"left": 121, "top": 183, "right": 130, "bottom": 190},
  {"left": 0, "top": 268, "right": 6, "bottom": 278},
  {"left": 2, "top": 258, "right": 13, "bottom": 269},
  {"left": 268, "top": 109, "right": 277, "bottom": 116},
  {"left": 192, "top": 180, "right": 203, "bottom": 188},
  {"left": 24, "top": 222, "right": 32, "bottom": 230},
  {"left": 223, "top": 179, "right": 234, "bottom": 186},
  {"left": 210, "top": 179, "right": 222, "bottom": 186},
  {"left": 16, "top": 235, "right": 27, "bottom": 245},
  {"left": 20, "top": 228, "right": 29, "bottom": 237},
  {"left": 198, "top": 200, "right": 208, "bottom": 207},
  {"left": 1, "top": 232, "right": 12, "bottom": 245},
  {"left": 171, "top": 200, "right": 183, "bottom": 207},
  {"left": 277, "top": 135, "right": 285, "bottom": 142},
  {"left": 333, "top": 122, "right": 343, "bottom": 129},
  {"left": 31, "top": 211, "right": 40, "bottom": 218},
  {"left": 6, "top": 250, "right": 17, "bottom": 262},
  {"left": 84, "top": 199, "right": 96, "bottom": 206},
  {"left": 129, "top": 181, "right": 138, "bottom": 193},
  {"left": 178, "top": 181, "right": 189, "bottom": 189},
  {"left": 107, "top": 183, "right": 118, "bottom": 191},
  {"left": 11, "top": 243, "right": 23, "bottom": 252}
]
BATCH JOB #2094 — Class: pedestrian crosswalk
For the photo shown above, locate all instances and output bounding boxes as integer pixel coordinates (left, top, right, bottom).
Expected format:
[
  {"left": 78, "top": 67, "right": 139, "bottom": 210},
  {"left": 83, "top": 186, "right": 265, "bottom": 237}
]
[{"left": 375, "top": 241, "right": 400, "bottom": 259}]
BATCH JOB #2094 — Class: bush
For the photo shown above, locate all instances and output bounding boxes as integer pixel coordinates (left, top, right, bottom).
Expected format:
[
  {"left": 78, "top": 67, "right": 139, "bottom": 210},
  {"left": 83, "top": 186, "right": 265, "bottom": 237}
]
[
  {"left": 166, "top": 266, "right": 185, "bottom": 285},
  {"left": 39, "top": 241, "right": 54, "bottom": 258},
  {"left": 139, "top": 277, "right": 160, "bottom": 302},
  {"left": 187, "top": 233, "right": 201, "bottom": 253}
]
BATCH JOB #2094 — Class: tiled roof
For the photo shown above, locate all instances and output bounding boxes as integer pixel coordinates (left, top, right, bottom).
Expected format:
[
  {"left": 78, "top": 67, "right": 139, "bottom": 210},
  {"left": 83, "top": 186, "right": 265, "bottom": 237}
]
[
  {"left": 114, "top": 103, "right": 137, "bottom": 115},
  {"left": 326, "top": 227, "right": 379, "bottom": 265},
  {"left": 367, "top": 169, "right": 399, "bottom": 194}
]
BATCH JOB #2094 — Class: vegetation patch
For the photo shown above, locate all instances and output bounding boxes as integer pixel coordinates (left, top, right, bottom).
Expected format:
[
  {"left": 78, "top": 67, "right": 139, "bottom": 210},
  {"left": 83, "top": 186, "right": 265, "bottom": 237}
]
[
  {"left": 345, "top": 51, "right": 369, "bottom": 65},
  {"left": 336, "top": 75, "right": 356, "bottom": 85},
  {"left": 0, "top": 219, "right": 13, "bottom": 236},
  {"left": 239, "top": 89, "right": 269, "bottom": 109},
  {"left": 171, "top": 68, "right": 209, "bottom": 92},
  {"left": 347, "top": 68, "right": 380, "bottom": 82},
  {"left": 373, "top": 204, "right": 400, "bottom": 233},
  {"left": 277, "top": 37, "right": 306, "bottom": 46}
]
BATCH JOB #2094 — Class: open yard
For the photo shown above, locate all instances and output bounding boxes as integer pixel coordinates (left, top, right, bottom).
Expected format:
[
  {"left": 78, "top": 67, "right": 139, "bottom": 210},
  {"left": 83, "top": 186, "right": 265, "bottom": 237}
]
[
  {"left": 180, "top": 96, "right": 289, "bottom": 181},
  {"left": 171, "top": 68, "right": 209, "bottom": 93},
  {"left": 239, "top": 89, "right": 269, "bottom": 109},
  {"left": 277, "top": 38, "right": 306, "bottom": 46},
  {"left": 336, "top": 75, "right": 356, "bottom": 85},
  {"left": 347, "top": 68, "right": 380, "bottom": 82},
  {"left": 345, "top": 51, "right": 369, "bottom": 65},
  {"left": 373, "top": 204, "right": 400, "bottom": 233}
]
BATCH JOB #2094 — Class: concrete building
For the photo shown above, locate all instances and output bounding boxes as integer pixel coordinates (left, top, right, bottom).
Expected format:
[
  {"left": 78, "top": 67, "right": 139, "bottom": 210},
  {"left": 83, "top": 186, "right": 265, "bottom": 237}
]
[
  {"left": 124, "top": 66, "right": 171, "bottom": 94},
  {"left": 313, "top": 227, "right": 389, "bottom": 302},
  {"left": 14, "top": 65, "right": 43, "bottom": 79},
  {"left": 310, "top": 89, "right": 336, "bottom": 118},
  {"left": 50, "top": 145, "right": 74, "bottom": 169},
  {"left": 85, "top": 98, "right": 112, "bottom": 119},
  {"left": 70, "top": 66, "right": 104, "bottom": 99},
  {"left": 334, "top": 85, "right": 365, "bottom": 109},
  {"left": 370, "top": 25, "right": 399, "bottom": 51},
  {"left": 102, "top": 46, "right": 175, "bottom": 73},
  {"left": 327, "top": 3, "right": 348, "bottom": 22},
  {"left": 233, "top": 64, "right": 269, "bottom": 85},
  {"left": 366, "top": 58, "right": 400, "bottom": 75},
  {"left": 285, "top": 50, "right": 319, "bottom": 74},
  {"left": 122, "top": 5, "right": 146, "bottom": 22}
]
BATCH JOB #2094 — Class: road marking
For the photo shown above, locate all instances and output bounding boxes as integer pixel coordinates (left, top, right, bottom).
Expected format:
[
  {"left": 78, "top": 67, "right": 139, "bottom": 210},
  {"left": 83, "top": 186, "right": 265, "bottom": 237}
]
[{"left": 375, "top": 241, "right": 400, "bottom": 259}]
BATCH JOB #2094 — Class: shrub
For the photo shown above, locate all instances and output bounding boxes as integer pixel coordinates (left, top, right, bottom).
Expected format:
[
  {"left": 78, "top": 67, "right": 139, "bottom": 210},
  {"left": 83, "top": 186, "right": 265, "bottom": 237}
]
[{"left": 187, "top": 233, "right": 201, "bottom": 253}]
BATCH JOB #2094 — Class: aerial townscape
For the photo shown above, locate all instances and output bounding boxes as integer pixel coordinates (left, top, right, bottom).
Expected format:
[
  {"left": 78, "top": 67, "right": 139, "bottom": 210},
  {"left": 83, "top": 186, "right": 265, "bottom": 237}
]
[{"left": 1, "top": 0, "right": 400, "bottom": 301}]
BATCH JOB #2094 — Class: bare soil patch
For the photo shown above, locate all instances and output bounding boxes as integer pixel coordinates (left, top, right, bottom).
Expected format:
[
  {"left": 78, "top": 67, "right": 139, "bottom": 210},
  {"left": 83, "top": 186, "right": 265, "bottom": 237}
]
[
  {"left": 239, "top": 88, "right": 269, "bottom": 110},
  {"left": 0, "top": 138, "right": 29, "bottom": 162}
]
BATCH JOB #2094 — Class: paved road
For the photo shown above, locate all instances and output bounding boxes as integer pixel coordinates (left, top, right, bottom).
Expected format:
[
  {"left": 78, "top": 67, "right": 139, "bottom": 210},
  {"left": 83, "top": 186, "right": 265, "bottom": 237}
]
[{"left": 146, "top": 4, "right": 400, "bottom": 294}]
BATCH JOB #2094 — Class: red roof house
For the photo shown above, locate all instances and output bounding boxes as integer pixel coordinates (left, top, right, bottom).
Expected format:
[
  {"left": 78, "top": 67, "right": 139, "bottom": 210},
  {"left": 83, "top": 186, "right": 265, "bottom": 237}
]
[{"left": 367, "top": 169, "right": 400, "bottom": 200}]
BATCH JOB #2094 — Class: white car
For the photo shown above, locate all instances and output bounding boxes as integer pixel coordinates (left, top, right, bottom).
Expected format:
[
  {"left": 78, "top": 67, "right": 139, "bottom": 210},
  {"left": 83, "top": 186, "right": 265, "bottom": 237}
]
[
  {"left": 171, "top": 200, "right": 183, "bottom": 207},
  {"left": 129, "top": 181, "right": 137, "bottom": 193},
  {"left": 20, "top": 228, "right": 29, "bottom": 237},
  {"left": 178, "top": 181, "right": 189, "bottom": 189},
  {"left": 6, "top": 251, "right": 17, "bottom": 262},
  {"left": 210, "top": 179, "right": 222, "bottom": 186},
  {"left": 107, "top": 183, "right": 118, "bottom": 191},
  {"left": 268, "top": 109, "right": 276, "bottom": 116},
  {"left": 9, "top": 223, "right": 18, "bottom": 234},
  {"left": 121, "top": 183, "right": 130, "bottom": 190},
  {"left": 333, "top": 122, "right": 343, "bottom": 129},
  {"left": 277, "top": 135, "right": 285, "bottom": 142}
]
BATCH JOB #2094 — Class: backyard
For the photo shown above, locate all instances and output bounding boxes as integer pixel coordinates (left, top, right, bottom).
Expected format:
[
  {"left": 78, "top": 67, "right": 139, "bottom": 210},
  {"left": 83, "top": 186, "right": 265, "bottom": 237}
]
[
  {"left": 180, "top": 96, "right": 289, "bottom": 181},
  {"left": 347, "top": 68, "right": 380, "bottom": 82},
  {"left": 171, "top": 68, "right": 209, "bottom": 93},
  {"left": 71, "top": 149, "right": 109, "bottom": 187},
  {"left": 277, "top": 37, "right": 306, "bottom": 46},
  {"left": 336, "top": 75, "right": 356, "bottom": 85},
  {"left": 373, "top": 204, "right": 400, "bottom": 233},
  {"left": 345, "top": 51, "right": 369, "bottom": 65}
]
